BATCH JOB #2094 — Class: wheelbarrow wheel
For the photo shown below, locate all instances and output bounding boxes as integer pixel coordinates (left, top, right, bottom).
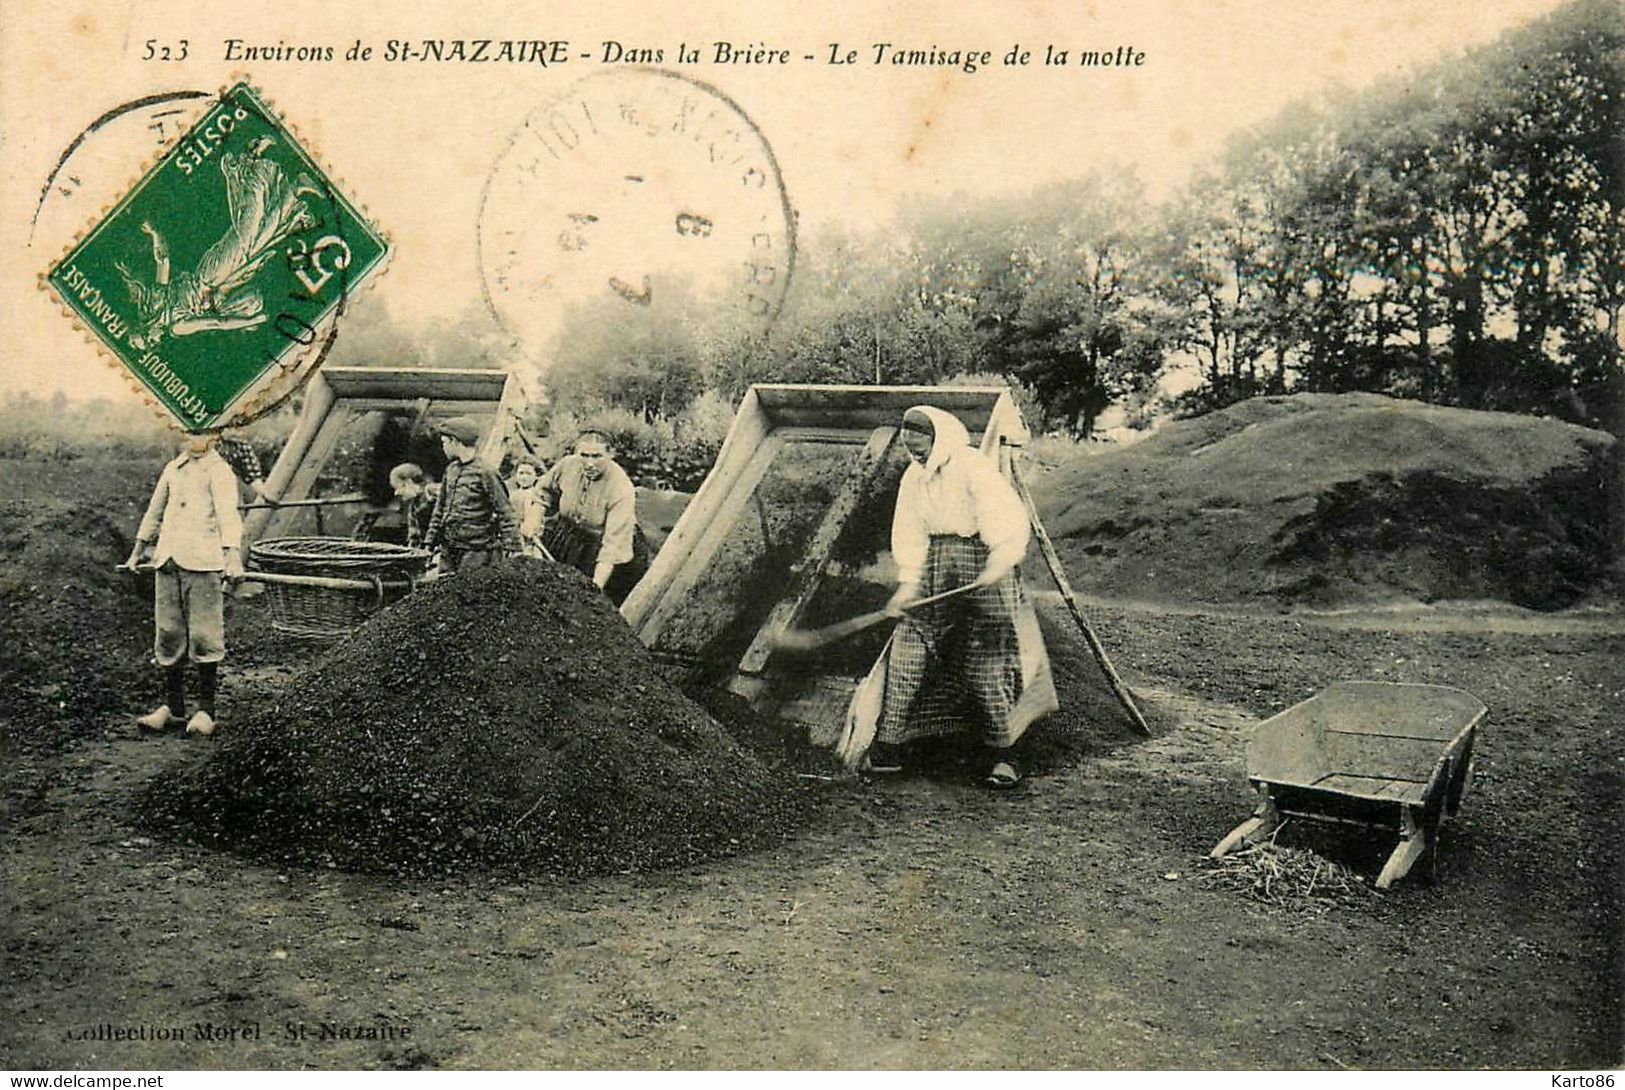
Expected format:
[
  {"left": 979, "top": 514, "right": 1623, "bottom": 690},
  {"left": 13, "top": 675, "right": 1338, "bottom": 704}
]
[
  {"left": 1445, "top": 736, "right": 1475, "bottom": 816},
  {"left": 1379, "top": 755, "right": 1451, "bottom": 890},
  {"left": 1421, "top": 815, "right": 1442, "bottom": 885},
  {"left": 1420, "top": 754, "right": 1458, "bottom": 885}
]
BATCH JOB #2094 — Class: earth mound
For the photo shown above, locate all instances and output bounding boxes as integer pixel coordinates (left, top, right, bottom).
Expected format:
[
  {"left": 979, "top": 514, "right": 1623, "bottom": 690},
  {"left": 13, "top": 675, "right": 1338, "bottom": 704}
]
[
  {"left": 139, "top": 560, "right": 809, "bottom": 878},
  {"left": 1031, "top": 393, "right": 1617, "bottom": 610},
  {"left": 0, "top": 461, "right": 151, "bottom": 758}
]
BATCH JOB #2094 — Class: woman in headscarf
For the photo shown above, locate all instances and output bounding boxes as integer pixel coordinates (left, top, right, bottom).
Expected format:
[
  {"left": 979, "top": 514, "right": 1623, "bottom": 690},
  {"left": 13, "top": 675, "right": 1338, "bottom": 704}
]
[{"left": 859, "top": 405, "right": 1052, "bottom": 787}]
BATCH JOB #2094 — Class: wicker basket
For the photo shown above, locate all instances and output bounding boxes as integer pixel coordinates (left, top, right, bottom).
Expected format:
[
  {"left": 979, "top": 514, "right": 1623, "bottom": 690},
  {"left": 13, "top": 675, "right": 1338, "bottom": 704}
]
[{"left": 248, "top": 537, "right": 431, "bottom": 639}]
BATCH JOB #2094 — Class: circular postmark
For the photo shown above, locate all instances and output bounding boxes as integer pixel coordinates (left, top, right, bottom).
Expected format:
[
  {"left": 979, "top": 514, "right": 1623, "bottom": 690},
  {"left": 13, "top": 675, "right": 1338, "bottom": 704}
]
[
  {"left": 477, "top": 67, "right": 796, "bottom": 358},
  {"left": 30, "top": 91, "right": 215, "bottom": 249},
  {"left": 40, "top": 83, "right": 388, "bottom": 432}
]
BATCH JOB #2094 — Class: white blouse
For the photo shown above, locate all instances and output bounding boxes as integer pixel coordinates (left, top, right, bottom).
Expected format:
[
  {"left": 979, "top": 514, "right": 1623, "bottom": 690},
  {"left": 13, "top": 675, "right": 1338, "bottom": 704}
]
[{"left": 891, "top": 444, "right": 1029, "bottom": 585}]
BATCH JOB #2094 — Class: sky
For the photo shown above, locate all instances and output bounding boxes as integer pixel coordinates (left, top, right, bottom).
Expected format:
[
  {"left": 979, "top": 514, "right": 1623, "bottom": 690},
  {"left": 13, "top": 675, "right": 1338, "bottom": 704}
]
[{"left": 0, "top": 0, "right": 1571, "bottom": 406}]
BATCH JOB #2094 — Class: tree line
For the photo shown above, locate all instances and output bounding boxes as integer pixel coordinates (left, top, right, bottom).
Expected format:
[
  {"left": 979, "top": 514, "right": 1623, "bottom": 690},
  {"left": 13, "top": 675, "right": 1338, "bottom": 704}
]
[{"left": 537, "top": 0, "right": 1625, "bottom": 439}]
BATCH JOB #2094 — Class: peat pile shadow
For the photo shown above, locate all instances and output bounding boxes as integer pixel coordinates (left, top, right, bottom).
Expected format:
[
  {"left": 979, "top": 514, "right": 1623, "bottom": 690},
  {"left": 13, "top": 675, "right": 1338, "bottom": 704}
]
[{"left": 139, "top": 560, "right": 811, "bottom": 878}]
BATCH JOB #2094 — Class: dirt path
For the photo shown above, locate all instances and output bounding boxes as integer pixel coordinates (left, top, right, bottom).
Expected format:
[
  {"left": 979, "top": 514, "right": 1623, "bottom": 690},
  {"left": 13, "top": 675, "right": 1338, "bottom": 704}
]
[
  {"left": 1040, "top": 590, "right": 1625, "bottom": 636},
  {"left": 4, "top": 601, "right": 1620, "bottom": 1070}
]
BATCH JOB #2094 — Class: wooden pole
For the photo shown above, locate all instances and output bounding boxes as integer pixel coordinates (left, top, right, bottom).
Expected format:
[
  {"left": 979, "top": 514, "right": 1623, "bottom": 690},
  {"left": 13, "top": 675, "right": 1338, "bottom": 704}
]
[
  {"left": 243, "top": 374, "right": 335, "bottom": 543},
  {"left": 239, "top": 571, "right": 413, "bottom": 593},
  {"left": 1008, "top": 454, "right": 1153, "bottom": 737},
  {"left": 238, "top": 492, "right": 371, "bottom": 512},
  {"left": 770, "top": 579, "right": 981, "bottom": 653}
]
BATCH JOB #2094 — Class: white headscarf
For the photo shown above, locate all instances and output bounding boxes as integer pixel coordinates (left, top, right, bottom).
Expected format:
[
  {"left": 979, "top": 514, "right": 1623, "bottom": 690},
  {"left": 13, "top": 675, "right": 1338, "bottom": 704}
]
[{"left": 902, "top": 404, "right": 971, "bottom": 474}]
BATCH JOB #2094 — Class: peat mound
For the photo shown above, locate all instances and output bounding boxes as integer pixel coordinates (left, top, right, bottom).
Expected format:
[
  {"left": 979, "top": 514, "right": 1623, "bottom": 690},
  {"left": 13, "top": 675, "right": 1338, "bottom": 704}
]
[
  {"left": 0, "top": 466, "right": 150, "bottom": 755},
  {"left": 1031, "top": 393, "right": 1617, "bottom": 610},
  {"left": 139, "top": 560, "right": 810, "bottom": 878}
]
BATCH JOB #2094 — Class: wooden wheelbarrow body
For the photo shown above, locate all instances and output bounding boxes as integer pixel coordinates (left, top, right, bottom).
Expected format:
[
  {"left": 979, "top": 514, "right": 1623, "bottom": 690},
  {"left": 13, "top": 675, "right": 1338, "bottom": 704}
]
[{"left": 1211, "top": 681, "right": 1485, "bottom": 889}]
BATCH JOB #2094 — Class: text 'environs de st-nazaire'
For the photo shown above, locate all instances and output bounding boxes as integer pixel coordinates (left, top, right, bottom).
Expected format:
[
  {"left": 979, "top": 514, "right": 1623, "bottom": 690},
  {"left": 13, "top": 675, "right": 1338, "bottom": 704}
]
[{"left": 210, "top": 39, "right": 1147, "bottom": 73}]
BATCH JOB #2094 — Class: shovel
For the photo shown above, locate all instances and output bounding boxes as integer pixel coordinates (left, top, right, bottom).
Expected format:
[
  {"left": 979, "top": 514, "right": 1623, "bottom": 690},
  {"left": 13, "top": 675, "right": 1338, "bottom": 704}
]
[{"left": 771, "top": 581, "right": 982, "bottom": 653}]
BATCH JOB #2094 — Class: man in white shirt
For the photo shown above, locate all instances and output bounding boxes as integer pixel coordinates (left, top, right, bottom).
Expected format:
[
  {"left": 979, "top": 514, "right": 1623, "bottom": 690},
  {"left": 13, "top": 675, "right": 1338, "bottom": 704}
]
[{"left": 122, "top": 431, "right": 245, "bottom": 737}]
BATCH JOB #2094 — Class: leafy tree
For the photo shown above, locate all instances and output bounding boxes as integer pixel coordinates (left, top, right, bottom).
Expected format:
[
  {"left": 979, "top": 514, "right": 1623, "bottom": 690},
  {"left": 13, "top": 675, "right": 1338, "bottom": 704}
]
[{"left": 1156, "top": 0, "right": 1622, "bottom": 430}]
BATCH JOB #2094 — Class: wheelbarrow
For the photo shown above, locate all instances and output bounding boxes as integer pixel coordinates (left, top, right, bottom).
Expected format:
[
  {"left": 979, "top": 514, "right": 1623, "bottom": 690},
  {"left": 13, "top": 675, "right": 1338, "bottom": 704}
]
[{"left": 1210, "top": 681, "right": 1485, "bottom": 889}]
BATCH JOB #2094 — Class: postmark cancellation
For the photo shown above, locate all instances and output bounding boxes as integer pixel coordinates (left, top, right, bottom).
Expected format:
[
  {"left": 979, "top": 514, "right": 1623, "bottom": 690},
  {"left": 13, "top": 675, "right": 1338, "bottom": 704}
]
[{"left": 478, "top": 68, "right": 795, "bottom": 356}]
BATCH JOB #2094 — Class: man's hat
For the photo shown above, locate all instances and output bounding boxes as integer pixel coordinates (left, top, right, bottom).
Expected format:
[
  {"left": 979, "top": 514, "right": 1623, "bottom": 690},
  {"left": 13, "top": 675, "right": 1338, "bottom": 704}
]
[{"left": 436, "top": 416, "right": 482, "bottom": 445}]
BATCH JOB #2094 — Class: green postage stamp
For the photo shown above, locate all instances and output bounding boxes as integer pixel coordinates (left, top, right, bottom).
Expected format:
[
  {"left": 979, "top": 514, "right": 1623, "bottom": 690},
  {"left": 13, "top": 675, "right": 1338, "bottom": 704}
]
[{"left": 45, "top": 82, "right": 388, "bottom": 430}]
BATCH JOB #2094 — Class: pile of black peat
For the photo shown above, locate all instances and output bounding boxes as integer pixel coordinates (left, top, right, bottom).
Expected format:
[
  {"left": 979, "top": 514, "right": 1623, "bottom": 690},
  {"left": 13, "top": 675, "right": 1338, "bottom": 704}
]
[
  {"left": 0, "top": 462, "right": 153, "bottom": 758},
  {"left": 139, "top": 560, "right": 809, "bottom": 878}
]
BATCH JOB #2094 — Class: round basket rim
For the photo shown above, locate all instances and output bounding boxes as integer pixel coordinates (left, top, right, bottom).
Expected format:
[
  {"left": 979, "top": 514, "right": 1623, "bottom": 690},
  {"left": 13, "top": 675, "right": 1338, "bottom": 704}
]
[{"left": 250, "top": 536, "right": 431, "bottom": 566}]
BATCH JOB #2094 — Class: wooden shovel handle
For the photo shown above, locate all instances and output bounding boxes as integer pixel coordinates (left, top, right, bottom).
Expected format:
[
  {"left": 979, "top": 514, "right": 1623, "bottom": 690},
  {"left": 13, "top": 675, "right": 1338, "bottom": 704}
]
[
  {"left": 239, "top": 570, "right": 416, "bottom": 593},
  {"left": 897, "top": 580, "right": 984, "bottom": 613},
  {"left": 773, "top": 579, "right": 982, "bottom": 652}
]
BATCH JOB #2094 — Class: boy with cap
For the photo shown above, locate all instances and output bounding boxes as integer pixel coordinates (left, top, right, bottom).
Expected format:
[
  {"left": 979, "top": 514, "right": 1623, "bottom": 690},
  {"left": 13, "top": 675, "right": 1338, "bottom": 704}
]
[
  {"left": 423, "top": 416, "right": 522, "bottom": 574},
  {"left": 121, "top": 430, "right": 245, "bottom": 737}
]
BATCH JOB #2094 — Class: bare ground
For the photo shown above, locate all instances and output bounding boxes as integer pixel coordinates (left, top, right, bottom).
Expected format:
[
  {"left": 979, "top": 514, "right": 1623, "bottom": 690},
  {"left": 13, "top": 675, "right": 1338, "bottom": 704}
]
[{"left": 4, "top": 593, "right": 1620, "bottom": 1071}]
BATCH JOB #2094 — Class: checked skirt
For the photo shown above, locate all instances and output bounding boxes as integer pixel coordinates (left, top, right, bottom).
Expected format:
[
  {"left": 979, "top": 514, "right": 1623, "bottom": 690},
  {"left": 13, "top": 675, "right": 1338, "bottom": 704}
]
[{"left": 877, "top": 534, "right": 1026, "bottom": 747}]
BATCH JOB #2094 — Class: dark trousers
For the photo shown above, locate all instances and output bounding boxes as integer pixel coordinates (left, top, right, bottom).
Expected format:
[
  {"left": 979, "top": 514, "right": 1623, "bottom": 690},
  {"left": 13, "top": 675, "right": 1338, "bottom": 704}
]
[
  {"left": 437, "top": 548, "right": 497, "bottom": 576},
  {"left": 541, "top": 516, "right": 649, "bottom": 605}
]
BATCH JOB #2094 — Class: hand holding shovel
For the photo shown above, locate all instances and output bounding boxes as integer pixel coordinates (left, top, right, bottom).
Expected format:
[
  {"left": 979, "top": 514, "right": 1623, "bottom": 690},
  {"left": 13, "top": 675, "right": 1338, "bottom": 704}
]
[
  {"left": 116, "top": 551, "right": 154, "bottom": 575},
  {"left": 771, "top": 581, "right": 981, "bottom": 653}
]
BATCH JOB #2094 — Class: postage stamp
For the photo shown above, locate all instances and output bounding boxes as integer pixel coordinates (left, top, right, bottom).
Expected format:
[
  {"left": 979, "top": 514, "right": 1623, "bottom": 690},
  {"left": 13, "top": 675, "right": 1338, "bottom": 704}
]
[
  {"left": 43, "top": 81, "right": 389, "bottom": 431},
  {"left": 478, "top": 67, "right": 795, "bottom": 355}
]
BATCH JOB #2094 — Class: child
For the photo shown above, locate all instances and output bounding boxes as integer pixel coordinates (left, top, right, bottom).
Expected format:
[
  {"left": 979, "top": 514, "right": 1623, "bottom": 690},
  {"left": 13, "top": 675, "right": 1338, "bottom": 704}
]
[
  {"left": 121, "top": 430, "right": 245, "bottom": 737},
  {"left": 353, "top": 462, "right": 436, "bottom": 548},
  {"left": 507, "top": 455, "right": 547, "bottom": 558},
  {"left": 217, "top": 434, "right": 271, "bottom": 501},
  {"left": 422, "top": 416, "right": 521, "bottom": 574},
  {"left": 393, "top": 463, "right": 437, "bottom": 548}
]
